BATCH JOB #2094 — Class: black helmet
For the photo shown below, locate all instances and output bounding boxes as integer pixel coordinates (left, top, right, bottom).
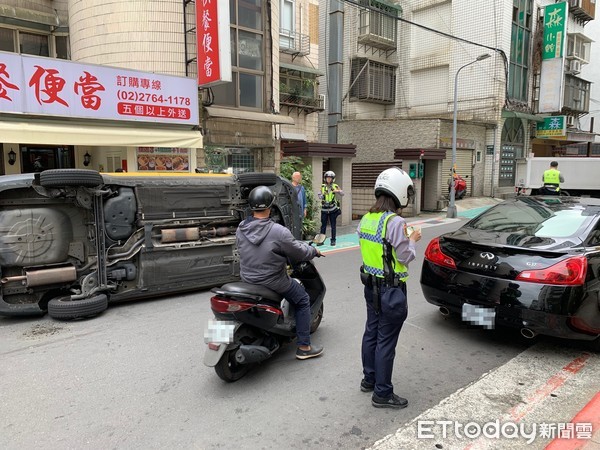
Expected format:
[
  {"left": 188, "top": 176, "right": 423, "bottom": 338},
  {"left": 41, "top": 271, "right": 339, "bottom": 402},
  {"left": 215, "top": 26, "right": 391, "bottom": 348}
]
[{"left": 248, "top": 186, "right": 275, "bottom": 211}]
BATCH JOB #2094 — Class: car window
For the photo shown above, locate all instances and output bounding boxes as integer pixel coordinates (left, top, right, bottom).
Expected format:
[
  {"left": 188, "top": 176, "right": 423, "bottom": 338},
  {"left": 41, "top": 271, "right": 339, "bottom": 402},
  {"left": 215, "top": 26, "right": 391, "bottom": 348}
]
[{"left": 468, "top": 202, "right": 593, "bottom": 238}]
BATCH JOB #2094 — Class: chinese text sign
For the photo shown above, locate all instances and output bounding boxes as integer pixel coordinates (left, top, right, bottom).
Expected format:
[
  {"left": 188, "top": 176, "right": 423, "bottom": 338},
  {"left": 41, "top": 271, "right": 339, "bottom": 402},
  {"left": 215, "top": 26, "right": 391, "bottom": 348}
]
[{"left": 196, "top": 0, "right": 232, "bottom": 87}]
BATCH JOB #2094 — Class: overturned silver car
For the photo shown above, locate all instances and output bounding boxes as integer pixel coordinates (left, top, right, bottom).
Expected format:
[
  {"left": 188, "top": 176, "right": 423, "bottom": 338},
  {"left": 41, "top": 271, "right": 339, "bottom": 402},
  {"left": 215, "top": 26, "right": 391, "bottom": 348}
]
[{"left": 0, "top": 169, "right": 300, "bottom": 320}]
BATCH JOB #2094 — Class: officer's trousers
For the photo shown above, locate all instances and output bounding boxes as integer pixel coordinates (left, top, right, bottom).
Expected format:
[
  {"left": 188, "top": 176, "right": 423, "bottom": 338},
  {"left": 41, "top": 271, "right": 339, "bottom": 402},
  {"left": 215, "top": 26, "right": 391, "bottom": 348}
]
[{"left": 361, "top": 283, "right": 407, "bottom": 398}]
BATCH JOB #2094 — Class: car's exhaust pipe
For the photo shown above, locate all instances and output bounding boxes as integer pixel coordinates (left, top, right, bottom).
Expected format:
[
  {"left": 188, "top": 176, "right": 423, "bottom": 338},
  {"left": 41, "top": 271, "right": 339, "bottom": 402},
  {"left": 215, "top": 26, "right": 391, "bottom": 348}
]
[
  {"left": 439, "top": 306, "right": 451, "bottom": 317},
  {"left": 520, "top": 328, "right": 537, "bottom": 339}
]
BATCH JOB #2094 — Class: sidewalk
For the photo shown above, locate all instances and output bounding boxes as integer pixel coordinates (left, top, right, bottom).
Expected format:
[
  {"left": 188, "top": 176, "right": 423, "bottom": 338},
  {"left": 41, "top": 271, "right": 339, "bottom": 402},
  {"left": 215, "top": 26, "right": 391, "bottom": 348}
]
[{"left": 320, "top": 196, "right": 504, "bottom": 250}]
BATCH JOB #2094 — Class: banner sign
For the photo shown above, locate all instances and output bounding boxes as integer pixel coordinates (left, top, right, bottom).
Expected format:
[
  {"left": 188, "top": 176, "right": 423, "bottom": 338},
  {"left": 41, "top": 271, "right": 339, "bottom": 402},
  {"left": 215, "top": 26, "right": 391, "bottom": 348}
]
[
  {"left": 536, "top": 116, "right": 567, "bottom": 139},
  {"left": 0, "top": 51, "right": 199, "bottom": 125},
  {"left": 197, "top": 0, "right": 232, "bottom": 87},
  {"left": 136, "top": 147, "right": 190, "bottom": 171}
]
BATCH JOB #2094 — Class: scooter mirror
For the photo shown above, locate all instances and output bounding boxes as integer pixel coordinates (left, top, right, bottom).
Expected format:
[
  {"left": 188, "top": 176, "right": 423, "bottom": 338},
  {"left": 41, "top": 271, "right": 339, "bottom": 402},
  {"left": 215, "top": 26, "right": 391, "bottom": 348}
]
[{"left": 312, "top": 233, "right": 327, "bottom": 246}]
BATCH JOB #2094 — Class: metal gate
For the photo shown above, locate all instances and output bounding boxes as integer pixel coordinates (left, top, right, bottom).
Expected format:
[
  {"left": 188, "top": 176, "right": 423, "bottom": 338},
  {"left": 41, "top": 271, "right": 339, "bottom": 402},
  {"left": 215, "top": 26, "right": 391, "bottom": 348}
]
[{"left": 441, "top": 149, "right": 473, "bottom": 196}]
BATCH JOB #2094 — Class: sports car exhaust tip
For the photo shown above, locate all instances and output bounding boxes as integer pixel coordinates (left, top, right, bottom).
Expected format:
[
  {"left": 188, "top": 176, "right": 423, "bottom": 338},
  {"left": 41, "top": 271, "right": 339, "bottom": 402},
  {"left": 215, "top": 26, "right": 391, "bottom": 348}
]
[
  {"left": 439, "top": 307, "right": 451, "bottom": 317},
  {"left": 520, "top": 328, "right": 537, "bottom": 339}
]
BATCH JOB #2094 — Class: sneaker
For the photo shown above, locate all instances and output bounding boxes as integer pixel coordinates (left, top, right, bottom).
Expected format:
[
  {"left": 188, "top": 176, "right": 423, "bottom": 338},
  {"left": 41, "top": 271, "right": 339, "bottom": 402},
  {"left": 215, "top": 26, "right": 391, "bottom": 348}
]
[
  {"left": 296, "top": 344, "right": 324, "bottom": 360},
  {"left": 360, "top": 379, "right": 374, "bottom": 392},
  {"left": 330, "top": 239, "right": 336, "bottom": 246},
  {"left": 372, "top": 393, "right": 408, "bottom": 409}
]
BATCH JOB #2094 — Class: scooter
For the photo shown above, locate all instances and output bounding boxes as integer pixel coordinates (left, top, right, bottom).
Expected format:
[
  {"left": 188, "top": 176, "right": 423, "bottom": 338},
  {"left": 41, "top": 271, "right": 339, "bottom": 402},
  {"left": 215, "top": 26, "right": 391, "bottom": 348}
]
[
  {"left": 203, "top": 234, "right": 327, "bottom": 382},
  {"left": 449, "top": 174, "right": 468, "bottom": 200}
]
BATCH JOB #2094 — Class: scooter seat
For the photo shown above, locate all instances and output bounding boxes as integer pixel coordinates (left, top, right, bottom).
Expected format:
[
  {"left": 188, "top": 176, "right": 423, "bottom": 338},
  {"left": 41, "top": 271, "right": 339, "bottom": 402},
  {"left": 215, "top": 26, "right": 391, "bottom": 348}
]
[{"left": 212, "top": 282, "right": 283, "bottom": 303}]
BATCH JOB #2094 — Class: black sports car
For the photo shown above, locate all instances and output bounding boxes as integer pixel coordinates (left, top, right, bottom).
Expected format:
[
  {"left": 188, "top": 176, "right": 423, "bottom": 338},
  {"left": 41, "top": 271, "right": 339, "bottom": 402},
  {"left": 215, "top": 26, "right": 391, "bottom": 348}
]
[{"left": 420, "top": 196, "right": 600, "bottom": 350}]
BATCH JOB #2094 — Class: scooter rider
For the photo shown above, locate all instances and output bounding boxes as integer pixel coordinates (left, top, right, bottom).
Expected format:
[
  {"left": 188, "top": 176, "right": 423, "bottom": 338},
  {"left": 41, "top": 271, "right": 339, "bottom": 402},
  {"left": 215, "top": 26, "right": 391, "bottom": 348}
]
[
  {"left": 357, "top": 167, "right": 421, "bottom": 409},
  {"left": 236, "top": 186, "right": 324, "bottom": 360}
]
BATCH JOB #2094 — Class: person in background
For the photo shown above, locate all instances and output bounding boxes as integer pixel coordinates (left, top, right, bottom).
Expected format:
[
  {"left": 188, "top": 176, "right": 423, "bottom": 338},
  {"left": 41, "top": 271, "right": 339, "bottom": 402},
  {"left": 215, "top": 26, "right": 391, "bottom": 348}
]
[
  {"left": 115, "top": 168, "right": 125, "bottom": 173},
  {"left": 541, "top": 160, "right": 564, "bottom": 195},
  {"left": 291, "top": 171, "right": 307, "bottom": 223},
  {"left": 33, "top": 156, "right": 44, "bottom": 172},
  {"left": 237, "top": 186, "right": 324, "bottom": 360},
  {"left": 357, "top": 167, "right": 421, "bottom": 409},
  {"left": 319, "top": 171, "right": 343, "bottom": 246}
]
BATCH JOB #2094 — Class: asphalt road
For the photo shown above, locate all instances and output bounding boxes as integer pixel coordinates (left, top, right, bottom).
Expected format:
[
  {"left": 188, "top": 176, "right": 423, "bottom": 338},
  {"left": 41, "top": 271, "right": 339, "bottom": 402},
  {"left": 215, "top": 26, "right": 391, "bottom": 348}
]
[{"left": 0, "top": 220, "right": 581, "bottom": 449}]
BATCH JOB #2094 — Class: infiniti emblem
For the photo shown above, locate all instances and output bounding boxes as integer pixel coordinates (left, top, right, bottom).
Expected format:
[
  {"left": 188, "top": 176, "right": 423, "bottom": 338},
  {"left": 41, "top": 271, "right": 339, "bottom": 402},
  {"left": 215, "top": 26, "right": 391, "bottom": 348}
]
[{"left": 480, "top": 252, "right": 495, "bottom": 260}]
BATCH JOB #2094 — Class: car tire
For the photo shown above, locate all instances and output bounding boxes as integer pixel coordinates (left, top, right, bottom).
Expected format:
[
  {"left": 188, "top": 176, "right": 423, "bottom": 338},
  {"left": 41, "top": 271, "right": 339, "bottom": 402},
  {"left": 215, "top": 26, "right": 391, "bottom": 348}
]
[
  {"left": 47, "top": 294, "right": 108, "bottom": 320},
  {"left": 40, "top": 169, "right": 104, "bottom": 188},
  {"left": 238, "top": 173, "right": 278, "bottom": 188}
]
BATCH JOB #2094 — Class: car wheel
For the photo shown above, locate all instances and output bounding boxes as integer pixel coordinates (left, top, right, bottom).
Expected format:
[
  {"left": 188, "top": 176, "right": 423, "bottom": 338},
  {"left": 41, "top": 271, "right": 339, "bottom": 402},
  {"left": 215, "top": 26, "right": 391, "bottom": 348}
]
[
  {"left": 310, "top": 303, "right": 324, "bottom": 333},
  {"left": 238, "top": 173, "right": 278, "bottom": 188},
  {"left": 40, "top": 169, "right": 104, "bottom": 188},
  {"left": 47, "top": 294, "right": 108, "bottom": 320}
]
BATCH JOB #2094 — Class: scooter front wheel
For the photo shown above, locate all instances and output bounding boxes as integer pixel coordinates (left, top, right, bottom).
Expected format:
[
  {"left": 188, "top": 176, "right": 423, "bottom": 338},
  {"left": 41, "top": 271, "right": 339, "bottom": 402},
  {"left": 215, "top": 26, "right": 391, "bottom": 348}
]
[{"left": 215, "top": 349, "right": 250, "bottom": 382}]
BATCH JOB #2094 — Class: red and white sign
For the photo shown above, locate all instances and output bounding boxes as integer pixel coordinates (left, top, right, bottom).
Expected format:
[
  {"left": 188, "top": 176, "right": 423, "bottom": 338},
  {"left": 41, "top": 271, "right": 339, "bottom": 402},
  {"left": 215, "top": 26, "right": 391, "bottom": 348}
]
[
  {"left": 196, "top": 0, "right": 232, "bottom": 87},
  {"left": 0, "top": 51, "right": 199, "bottom": 125}
]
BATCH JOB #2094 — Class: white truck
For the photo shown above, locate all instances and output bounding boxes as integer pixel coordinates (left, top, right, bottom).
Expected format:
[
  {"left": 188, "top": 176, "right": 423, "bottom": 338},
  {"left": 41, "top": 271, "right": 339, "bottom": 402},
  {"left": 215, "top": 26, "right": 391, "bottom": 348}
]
[{"left": 515, "top": 156, "right": 600, "bottom": 197}]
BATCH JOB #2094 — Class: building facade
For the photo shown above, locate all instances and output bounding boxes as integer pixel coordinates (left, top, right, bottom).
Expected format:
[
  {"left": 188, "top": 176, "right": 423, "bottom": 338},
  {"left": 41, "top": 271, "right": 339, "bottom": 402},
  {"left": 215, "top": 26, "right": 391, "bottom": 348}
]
[{"left": 318, "top": 0, "right": 595, "bottom": 217}]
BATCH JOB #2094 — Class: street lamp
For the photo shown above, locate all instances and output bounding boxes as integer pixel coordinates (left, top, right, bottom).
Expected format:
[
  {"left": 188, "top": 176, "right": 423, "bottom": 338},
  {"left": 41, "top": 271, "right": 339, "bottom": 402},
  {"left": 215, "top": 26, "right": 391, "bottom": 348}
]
[{"left": 447, "top": 53, "right": 491, "bottom": 219}]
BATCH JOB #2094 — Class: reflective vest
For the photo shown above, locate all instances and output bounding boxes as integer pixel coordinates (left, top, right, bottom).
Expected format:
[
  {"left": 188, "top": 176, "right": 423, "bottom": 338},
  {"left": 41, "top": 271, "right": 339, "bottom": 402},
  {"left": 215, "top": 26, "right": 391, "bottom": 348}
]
[
  {"left": 358, "top": 212, "right": 409, "bottom": 282},
  {"left": 321, "top": 183, "right": 340, "bottom": 211},
  {"left": 543, "top": 169, "right": 561, "bottom": 186}
]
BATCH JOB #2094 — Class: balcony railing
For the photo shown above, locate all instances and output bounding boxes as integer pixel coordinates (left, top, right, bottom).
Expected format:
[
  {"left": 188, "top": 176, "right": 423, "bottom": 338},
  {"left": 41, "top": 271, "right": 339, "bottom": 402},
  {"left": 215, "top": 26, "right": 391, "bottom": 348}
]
[
  {"left": 279, "top": 92, "right": 324, "bottom": 113},
  {"left": 569, "top": 0, "right": 595, "bottom": 21},
  {"left": 279, "top": 29, "right": 310, "bottom": 57}
]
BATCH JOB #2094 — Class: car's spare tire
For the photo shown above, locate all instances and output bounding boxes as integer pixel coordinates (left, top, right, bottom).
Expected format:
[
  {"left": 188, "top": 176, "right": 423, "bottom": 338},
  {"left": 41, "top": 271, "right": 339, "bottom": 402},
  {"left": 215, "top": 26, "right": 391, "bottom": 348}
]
[
  {"left": 238, "top": 172, "right": 278, "bottom": 187},
  {"left": 47, "top": 294, "right": 108, "bottom": 320},
  {"left": 40, "top": 169, "right": 104, "bottom": 188}
]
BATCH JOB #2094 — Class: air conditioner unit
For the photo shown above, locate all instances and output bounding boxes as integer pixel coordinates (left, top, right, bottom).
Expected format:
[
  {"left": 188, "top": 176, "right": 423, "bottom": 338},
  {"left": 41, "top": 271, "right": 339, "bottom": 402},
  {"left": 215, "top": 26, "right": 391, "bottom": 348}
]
[
  {"left": 566, "top": 116, "right": 576, "bottom": 128},
  {"left": 570, "top": 60, "right": 581, "bottom": 74}
]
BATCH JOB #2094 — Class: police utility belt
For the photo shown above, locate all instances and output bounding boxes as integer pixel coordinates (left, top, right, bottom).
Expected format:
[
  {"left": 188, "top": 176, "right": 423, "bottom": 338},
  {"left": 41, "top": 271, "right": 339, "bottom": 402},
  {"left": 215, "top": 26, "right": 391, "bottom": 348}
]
[{"left": 359, "top": 266, "right": 405, "bottom": 288}]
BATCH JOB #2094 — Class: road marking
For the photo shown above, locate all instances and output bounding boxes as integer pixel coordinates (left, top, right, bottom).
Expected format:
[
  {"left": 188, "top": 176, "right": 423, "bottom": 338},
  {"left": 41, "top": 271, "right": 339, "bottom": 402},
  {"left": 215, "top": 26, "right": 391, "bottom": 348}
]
[
  {"left": 544, "top": 391, "right": 600, "bottom": 450},
  {"left": 464, "top": 353, "right": 592, "bottom": 450}
]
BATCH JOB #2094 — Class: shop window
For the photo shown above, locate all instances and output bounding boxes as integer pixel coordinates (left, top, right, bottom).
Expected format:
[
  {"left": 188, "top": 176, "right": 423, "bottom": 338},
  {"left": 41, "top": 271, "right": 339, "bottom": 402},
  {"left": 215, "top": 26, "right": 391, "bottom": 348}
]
[
  {"left": 349, "top": 58, "right": 396, "bottom": 104},
  {"left": 211, "top": 0, "right": 265, "bottom": 110},
  {"left": 204, "top": 147, "right": 254, "bottom": 174},
  {"left": 20, "top": 146, "right": 74, "bottom": 173}
]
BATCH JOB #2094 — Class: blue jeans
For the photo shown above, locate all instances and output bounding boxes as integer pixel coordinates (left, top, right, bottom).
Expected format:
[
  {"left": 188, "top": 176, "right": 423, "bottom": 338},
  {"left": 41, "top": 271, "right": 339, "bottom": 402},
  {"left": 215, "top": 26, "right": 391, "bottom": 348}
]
[
  {"left": 282, "top": 279, "right": 311, "bottom": 346},
  {"left": 361, "top": 284, "right": 408, "bottom": 398},
  {"left": 320, "top": 209, "right": 339, "bottom": 240}
]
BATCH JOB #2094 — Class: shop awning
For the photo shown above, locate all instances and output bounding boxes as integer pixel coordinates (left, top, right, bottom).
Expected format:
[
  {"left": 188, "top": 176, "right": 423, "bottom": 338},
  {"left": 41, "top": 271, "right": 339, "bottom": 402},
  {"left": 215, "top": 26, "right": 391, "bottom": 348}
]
[
  {"left": 279, "top": 63, "right": 325, "bottom": 77},
  {"left": 501, "top": 110, "right": 545, "bottom": 122},
  {"left": 0, "top": 120, "right": 203, "bottom": 148},
  {"left": 205, "top": 106, "right": 295, "bottom": 124}
]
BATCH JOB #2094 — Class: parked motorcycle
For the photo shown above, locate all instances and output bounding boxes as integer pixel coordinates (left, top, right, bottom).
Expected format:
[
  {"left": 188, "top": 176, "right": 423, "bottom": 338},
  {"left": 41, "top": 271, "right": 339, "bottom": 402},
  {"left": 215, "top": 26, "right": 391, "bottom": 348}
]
[
  {"left": 203, "top": 234, "right": 327, "bottom": 382},
  {"left": 448, "top": 174, "right": 468, "bottom": 200}
]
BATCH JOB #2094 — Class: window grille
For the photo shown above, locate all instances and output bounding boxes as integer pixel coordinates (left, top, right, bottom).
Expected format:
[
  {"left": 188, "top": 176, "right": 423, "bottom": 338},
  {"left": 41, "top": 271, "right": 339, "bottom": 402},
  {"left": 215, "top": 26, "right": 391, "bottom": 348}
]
[{"left": 349, "top": 58, "right": 396, "bottom": 104}]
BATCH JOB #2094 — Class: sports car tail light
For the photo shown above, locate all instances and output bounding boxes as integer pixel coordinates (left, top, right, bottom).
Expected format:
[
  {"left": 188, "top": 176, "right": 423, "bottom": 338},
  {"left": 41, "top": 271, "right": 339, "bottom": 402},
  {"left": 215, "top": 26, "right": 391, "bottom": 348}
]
[
  {"left": 515, "top": 256, "right": 587, "bottom": 286},
  {"left": 424, "top": 238, "right": 456, "bottom": 269}
]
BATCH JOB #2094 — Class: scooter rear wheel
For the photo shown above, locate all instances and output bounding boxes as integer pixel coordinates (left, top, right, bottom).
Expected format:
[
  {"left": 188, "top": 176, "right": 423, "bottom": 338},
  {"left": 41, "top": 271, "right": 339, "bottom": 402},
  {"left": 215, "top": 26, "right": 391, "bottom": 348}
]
[
  {"left": 310, "top": 304, "right": 324, "bottom": 333},
  {"left": 215, "top": 349, "right": 250, "bottom": 382}
]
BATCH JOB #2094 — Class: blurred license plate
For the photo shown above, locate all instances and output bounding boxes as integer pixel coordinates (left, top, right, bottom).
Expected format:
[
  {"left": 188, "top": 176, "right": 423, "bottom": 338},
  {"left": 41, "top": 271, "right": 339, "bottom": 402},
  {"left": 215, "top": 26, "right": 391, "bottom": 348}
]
[
  {"left": 461, "top": 303, "right": 496, "bottom": 329},
  {"left": 204, "top": 319, "right": 236, "bottom": 344}
]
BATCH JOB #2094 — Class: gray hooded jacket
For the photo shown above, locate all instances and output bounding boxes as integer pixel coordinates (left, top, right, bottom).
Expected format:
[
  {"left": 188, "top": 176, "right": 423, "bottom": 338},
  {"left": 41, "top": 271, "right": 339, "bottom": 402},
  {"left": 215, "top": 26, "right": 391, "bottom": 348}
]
[{"left": 236, "top": 216, "right": 318, "bottom": 293}]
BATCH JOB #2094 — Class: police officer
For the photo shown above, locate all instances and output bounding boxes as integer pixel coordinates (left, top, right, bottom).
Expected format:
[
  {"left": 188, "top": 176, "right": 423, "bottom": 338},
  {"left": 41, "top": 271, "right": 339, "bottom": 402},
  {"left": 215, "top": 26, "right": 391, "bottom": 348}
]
[
  {"left": 357, "top": 167, "right": 421, "bottom": 409},
  {"left": 542, "top": 161, "right": 564, "bottom": 195},
  {"left": 319, "top": 171, "right": 344, "bottom": 245}
]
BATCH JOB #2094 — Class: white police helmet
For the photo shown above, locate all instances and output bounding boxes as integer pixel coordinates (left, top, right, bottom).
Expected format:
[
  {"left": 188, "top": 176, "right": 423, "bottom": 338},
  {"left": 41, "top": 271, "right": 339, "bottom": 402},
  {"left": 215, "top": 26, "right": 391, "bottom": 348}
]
[
  {"left": 324, "top": 170, "right": 335, "bottom": 181},
  {"left": 374, "top": 167, "right": 414, "bottom": 208}
]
